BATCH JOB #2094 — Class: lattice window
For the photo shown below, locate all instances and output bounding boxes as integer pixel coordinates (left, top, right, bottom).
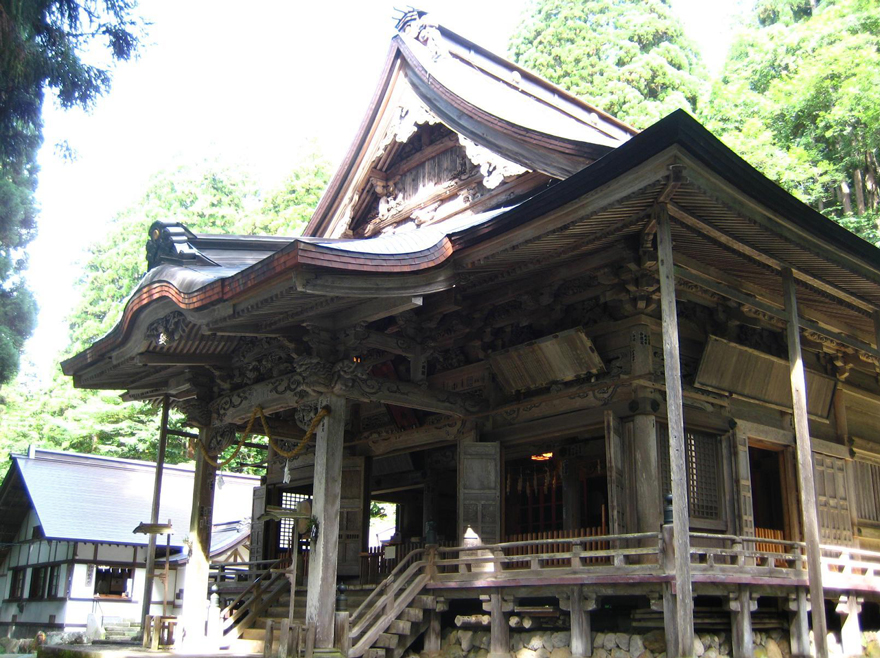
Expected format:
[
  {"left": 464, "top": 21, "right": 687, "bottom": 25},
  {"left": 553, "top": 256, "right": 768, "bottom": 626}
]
[
  {"left": 659, "top": 425, "right": 721, "bottom": 521},
  {"left": 855, "top": 461, "right": 880, "bottom": 523},
  {"left": 279, "top": 492, "right": 310, "bottom": 550}
]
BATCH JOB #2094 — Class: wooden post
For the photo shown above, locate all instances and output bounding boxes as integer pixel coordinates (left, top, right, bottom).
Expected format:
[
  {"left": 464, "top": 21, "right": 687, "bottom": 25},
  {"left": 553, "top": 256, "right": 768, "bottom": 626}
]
[
  {"left": 305, "top": 394, "right": 347, "bottom": 649},
  {"left": 279, "top": 620, "right": 291, "bottom": 658},
  {"left": 789, "top": 588, "right": 810, "bottom": 658},
  {"left": 140, "top": 395, "right": 170, "bottom": 644},
  {"left": 782, "top": 268, "right": 828, "bottom": 658},
  {"left": 489, "top": 591, "right": 509, "bottom": 658},
  {"left": 151, "top": 615, "right": 162, "bottom": 651},
  {"left": 305, "top": 624, "right": 316, "bottom": 658},
  {"left": 264, "top": 619, "right": 275, "bottom": 658},
  {"left": 570, "top": 586, "right": 592, "bottom": 658},
  {"left": 729, "top": 587, "right": 754, "bottom": 658},
  {"left": 334, "top": 611, "right": 351, "bottom": 656},
  {"left": 424, "top": 609, "right": 442, "bottom": 657},
  {"left": 632, "top": 414, "right": 661, "bottom": 533},
  {"left": 837, "top": 594, "right": 862, "bottom": 657},
  {"left": 661, "top": 524, "right": 679, "bottom": 658},
  {"left": 656, "top": 204, "right": 695, "bottom": 656},
  {"left": 180, "top": 433, "right": 218, "bottom": 645}
]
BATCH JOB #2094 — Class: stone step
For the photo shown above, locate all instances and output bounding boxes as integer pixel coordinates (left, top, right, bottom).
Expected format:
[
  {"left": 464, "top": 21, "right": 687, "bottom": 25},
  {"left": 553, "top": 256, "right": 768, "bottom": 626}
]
[{"left": 366, "top": 650, "right": 386, "bottom": 658}]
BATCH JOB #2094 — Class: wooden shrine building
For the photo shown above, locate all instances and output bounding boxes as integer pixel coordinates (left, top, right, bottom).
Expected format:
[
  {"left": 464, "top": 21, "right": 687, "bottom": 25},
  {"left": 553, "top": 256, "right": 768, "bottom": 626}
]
[{"left": 63, "top": 11, "right": 880, "bottom": 658}]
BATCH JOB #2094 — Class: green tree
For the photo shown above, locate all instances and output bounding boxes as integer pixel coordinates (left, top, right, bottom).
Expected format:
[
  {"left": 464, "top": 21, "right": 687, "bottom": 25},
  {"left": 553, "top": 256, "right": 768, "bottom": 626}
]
[
  {"left": 509, "top": 0, "right": 707, "bottom": 129},
  {"left": 0, "top": 154, "right": 332, "bottom": 475},
  {"left": 703, "top": 0, "right": 880, "bottom": 238},
  {"left": 0, "top": 0, "right": 142, "bottom": 384}
]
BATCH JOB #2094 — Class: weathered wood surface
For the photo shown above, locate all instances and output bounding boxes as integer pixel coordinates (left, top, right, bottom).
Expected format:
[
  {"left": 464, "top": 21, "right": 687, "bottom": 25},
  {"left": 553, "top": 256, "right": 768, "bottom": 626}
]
[
  {"left": 305, "top": 394, "right": 347, "bottom": 649},
  {"left": 783, "top": 269, "right": 829, "bottom": 658},
  {"left": 656, "top": 204, "right": 695, "bottom": 656}
]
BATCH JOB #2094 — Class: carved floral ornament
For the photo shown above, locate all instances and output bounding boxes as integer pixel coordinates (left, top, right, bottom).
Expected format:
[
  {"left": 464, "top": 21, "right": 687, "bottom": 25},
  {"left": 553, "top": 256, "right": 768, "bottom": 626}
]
[{"left": 145, "top": 311, "right": 188, "bottom": 347}]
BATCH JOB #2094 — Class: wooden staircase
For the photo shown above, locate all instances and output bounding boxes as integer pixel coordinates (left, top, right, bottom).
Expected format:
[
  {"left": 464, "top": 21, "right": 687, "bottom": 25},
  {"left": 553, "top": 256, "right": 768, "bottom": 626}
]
[
  {"left": 360, "top": 593, "right": 444, "bottom": 658},
  {"left": 220, "top": 549, "right": 441, "bottom": 658}
]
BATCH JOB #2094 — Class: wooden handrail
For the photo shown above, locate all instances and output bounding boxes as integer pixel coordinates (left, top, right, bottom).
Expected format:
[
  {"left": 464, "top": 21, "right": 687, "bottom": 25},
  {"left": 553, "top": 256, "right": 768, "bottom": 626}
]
[
  {"left": 221, "top": 557, "right": 284, "bottom": 619},
  {"left": 223, "top": 571, "right": 288, "bottom": 639},
  {"left": 350, "top": 549, "right": 426, "bottom": 630},
  {"left": 435, "top": 531, "right": 660, "bottom": 554},
  {"left": 349, "top": 573, "right": 429, "bottom": 658}
]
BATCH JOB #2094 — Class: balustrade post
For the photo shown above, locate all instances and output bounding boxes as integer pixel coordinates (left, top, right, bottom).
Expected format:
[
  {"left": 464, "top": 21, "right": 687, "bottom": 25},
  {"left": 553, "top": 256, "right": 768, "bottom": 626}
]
[
  {"left": 571, "top": 542, "right": 583, "bottom": 570},
  {"left": 264, "top": 620, "right": 275, "bottom": 658},
  {"left": 426, "top": 544, "right": 438, "bottom": 580}
]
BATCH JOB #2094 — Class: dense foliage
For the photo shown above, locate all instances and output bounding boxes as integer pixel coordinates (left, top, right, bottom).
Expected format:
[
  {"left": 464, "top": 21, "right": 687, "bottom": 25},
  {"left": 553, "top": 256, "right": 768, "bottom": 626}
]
[
  {"left": 509, "top": 0, "right": 707, "bottom": 129},
  {"left": 702, "top": 0, "right": 880, "bottom": 239},
  {"left": 0, "top": 0, "right": 142, "bottom": 384},
  {"left": 0, "top": 155, "right": 331, "bottom": 474}
]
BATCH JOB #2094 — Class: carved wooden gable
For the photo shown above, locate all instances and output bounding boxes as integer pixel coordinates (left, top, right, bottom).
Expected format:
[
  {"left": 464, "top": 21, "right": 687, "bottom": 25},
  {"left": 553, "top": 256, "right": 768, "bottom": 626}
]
[{"left": 327, "top": 82, "right": 543, "bottom": 239}]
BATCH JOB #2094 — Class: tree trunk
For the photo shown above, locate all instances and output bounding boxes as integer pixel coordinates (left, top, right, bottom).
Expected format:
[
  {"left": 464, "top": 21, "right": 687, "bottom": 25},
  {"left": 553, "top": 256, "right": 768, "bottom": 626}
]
[
  {"left": 839, "top": 181, "right": 853, "bottom": 215},
  {"left": 867, "top": 152, "right": 879, "bottom": 210},
  {"left": 854, "top": 169, "right": 867, "bottom": 215}
]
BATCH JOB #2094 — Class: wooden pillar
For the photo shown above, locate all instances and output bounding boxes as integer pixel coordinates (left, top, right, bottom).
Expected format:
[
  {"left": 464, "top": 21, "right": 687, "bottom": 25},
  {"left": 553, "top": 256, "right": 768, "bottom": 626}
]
[
  {"left": 656, "top": 204, "right": 695, "bottom": 656},
  {"left": 632, "top": 414, "right": 661, "bottom": 532},
  {"left": 789, "top": 588, "right": 810, "bottom": 658},
  {"left": 305, "top": 394, "right": 347, "bottom": 649},
  {"left": 140, "top": 396, "right": 169, "bottom": 641},
  {"left": 489, "top": 591, "right": 509, "bottom": 658},
  {"left": 605, "top": 411, "right": 626, "bottom": 534},
  {"left": 180, "top": 433, "right": 218, "bottom": 645},
  {"left": 837, "top": 593, "right": 862, "bottom": 657},
  {"left": 729, "top": 587, "right": 755, "bottom": 658},
  {"left": 782, "top": 268, "right": 828, "bottom": 658},
  {"left": 424, "top": 609, "right": 442, "bottom": 657},
  {"left": 569, "top": 586, "right": 592, "bottom": 658}
]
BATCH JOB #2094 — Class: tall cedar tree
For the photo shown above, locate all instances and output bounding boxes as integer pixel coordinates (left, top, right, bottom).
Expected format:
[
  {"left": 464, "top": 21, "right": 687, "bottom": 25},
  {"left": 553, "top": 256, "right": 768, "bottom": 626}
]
[
  {"left": 509, "top": 0, "right": 707, "bottom": 129},
  {"left": 0, "top": 0, "right": 141, "bottom": 384},
  {"left": 702, "top": 0, "right": 880, "bottom": 241}
]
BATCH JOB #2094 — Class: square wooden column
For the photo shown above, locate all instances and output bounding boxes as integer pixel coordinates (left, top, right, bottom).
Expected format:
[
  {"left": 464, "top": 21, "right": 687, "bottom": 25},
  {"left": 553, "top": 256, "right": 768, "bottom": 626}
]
[
  {"left": 305, "top": 394, "right": 347, "bottom": 649},
  {"left": 181, "top": 432, "right": 217, "bottom": 645},
  {"left": 656, "top": 204, "right": 695, "bottom": 656},
  {"left": 782, "top": 269, "right": 828, "bottom": 658}
]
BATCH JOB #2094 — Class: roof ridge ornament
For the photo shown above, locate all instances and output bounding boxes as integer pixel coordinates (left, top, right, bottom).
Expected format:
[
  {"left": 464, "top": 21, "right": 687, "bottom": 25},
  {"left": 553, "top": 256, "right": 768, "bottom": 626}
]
[
  {"left": 392, "top": 6, "right": 427, "bottom": 34},
  {"left": 145, "top": 220, "right": 220, "bottom": 270}
]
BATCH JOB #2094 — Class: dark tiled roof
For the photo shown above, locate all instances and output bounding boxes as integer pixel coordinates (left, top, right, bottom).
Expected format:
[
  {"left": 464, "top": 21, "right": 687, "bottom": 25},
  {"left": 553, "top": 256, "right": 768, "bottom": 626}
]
[{"left": 12, "top": 449, "right": 258, "bottom": 548}]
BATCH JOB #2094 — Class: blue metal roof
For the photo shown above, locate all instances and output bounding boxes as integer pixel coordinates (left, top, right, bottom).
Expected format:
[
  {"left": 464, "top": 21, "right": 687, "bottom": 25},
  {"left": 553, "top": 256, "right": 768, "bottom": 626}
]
[{"left": 13, "top": 449, "right": 258, "bottom": 549}]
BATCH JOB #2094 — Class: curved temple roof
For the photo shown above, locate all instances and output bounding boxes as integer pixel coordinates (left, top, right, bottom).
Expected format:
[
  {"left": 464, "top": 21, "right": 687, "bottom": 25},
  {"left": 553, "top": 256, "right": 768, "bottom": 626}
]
[
  {"left": 302, "top": 16, "right": 637, "bottom": 239},
  {"left": 62, "top": 111, "right": 880, "bottom": 387}
]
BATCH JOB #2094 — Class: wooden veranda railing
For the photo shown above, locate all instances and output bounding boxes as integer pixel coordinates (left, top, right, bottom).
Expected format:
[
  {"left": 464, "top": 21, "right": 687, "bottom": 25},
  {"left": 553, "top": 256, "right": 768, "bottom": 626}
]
[
  {"left": 224, "top": 527, "right": 880, "bottom": 658},
  {"left": 502, "top": 524, "right": 608, "bottom": 568}
]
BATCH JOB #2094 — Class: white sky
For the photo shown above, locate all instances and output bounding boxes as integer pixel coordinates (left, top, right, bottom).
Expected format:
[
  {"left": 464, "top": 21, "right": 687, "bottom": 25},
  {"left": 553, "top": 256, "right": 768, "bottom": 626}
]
[{"left": 22, "top": 0, "right": 738, "bottom": 382}]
